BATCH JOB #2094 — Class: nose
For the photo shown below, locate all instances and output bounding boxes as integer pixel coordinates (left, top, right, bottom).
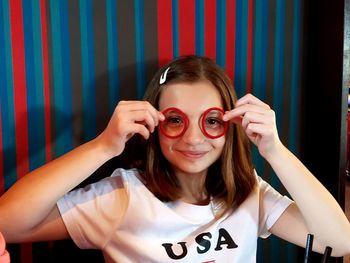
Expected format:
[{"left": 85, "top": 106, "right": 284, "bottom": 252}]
[{"left": 181, "top": 122, "right": 205, "bottom": 144}]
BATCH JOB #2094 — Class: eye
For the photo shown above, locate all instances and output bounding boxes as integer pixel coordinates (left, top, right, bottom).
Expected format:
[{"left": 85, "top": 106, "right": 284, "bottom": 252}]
[
  {"left": 204, "top": 117, "right": 224, "bottom": 128},
  {"left": 165, "top": 115, "right": 184, "bottom": 127}
]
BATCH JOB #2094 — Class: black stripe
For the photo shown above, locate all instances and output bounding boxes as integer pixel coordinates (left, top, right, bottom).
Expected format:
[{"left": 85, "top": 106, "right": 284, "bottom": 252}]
[
  {"left": 116, "top": 0, "right": 137, "bottom": 99},
  {"left": 266, "top": 0, "right": 276, "bottom": 107},
  {"left": 281, "top": 0, "right": 294, "bottom": 145},
  {"left": 46, "top": 0, "right": 58, "bottom": 155},
  {"left": 93, "top": 0, "right": 109, "bottom": 134},
  {"left": 143, "top": 0, "right": 159, "bottom": 92},
  {"left": 68, "top": 0, "right": 83, "bottom": 146},
  {"left": 263, "top": 0, "right": 277, "bottom": 183}
]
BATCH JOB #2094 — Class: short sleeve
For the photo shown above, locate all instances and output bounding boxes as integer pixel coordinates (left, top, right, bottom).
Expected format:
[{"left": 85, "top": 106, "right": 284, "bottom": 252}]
[
  {"left": 57, "top": 169, "right": 129, "bottom": 249},
  {"left": 257, "top": 176, "right": 293, "bottom": 238}
]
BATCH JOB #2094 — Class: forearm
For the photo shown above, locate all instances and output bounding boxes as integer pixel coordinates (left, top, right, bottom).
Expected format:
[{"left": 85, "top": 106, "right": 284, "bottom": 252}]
[
  {"left": 0, "top": 136, "right": 113, "bottom": 235},
  {"left": 267, "top": 143, "right": 350, "bottom": 255}
]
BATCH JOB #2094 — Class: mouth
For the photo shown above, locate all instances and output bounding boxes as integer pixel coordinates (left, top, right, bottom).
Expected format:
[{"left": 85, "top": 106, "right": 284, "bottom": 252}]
[{"left": 178, "top": 150, "right": 208, "bottom": 159}]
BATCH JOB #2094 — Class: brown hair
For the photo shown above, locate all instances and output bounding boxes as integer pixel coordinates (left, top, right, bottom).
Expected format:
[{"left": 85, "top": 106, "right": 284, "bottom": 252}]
[{"left": 124, "top": 55, "right": 256, "bottom": 216}]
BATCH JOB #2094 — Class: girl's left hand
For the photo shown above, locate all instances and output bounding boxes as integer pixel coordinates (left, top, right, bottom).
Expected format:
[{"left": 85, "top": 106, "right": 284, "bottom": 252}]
[{"left": 223, "top": 93, "right": 282, "bottom": 160}]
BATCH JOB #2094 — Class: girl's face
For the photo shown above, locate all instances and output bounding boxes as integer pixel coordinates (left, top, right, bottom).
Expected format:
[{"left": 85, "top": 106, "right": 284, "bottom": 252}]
[{"left": 158, "top": 80, "right": 226, "bottom": 177}]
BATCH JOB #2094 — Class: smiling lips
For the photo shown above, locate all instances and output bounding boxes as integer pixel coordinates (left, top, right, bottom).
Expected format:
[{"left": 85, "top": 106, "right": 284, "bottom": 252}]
[{"left": 178, "top": 150, "right": 208, "bottom": 159}]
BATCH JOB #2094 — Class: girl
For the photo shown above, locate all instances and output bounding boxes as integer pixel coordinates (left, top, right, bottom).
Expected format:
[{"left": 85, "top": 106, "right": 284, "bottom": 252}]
[{"left": 0, "top": 56, "right": 349, "bottom": 262}]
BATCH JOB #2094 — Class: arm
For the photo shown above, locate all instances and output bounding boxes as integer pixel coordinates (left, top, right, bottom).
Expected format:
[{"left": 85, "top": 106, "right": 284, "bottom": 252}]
[
  {"left": 0, "top": 101, "right": 163, "bottom": 243},
  {"left": 268, "top": 144, "right": 350, "bottom": 256},
  {"left": 0, "top": 138, "right": 111, "bottom": 243},
  {"left": 224, "top": 94, "right": 350, "bottom": 256}
]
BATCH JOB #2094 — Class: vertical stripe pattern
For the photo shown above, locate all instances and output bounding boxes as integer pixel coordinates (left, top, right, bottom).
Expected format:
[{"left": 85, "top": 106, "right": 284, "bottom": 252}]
[
  {"left": 0, "top": 0, "right": 17, "bottom": 190},
  {"left": 0, "top": 0, "right": 302, "bottom": 262},
  {"left": 0, "top": 108, "right": 3, "bottom": 195},
  {"left": 40, "top": 0, "right": 52, "bottom": 162},
  {"left": 10, "top": 0, "right": 29, "bottom": 179}
]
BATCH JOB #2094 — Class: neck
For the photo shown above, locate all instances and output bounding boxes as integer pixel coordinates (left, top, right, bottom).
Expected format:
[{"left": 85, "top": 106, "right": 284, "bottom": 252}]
[{"left": 175, "top": 171, "right": 209, "bottom": 205}]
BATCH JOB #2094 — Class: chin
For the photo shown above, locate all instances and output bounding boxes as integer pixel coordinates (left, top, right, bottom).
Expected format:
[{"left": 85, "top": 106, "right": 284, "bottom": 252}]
[{"left": 172, "top": 161, "right": 211, "bottom": 176}]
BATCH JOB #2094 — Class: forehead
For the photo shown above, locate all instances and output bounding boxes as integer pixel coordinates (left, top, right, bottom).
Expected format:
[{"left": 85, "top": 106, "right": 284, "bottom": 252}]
[{"left": 158, "top": 80, "right": 223, "bottom": 113}]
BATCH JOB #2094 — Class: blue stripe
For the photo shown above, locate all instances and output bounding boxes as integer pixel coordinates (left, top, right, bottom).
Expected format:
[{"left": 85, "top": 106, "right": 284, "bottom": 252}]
[
  {"left": 31, "top": 0, "right": 45, "bottom": 163},
  {"left": 257, "top": 238, "right": 263, "bottom": 263},
  {"left": 0, "top": 0, "right": 17, "bottom": 189},
  {"left": 252, "top": 0, "right": 269, "bottom": 192},
  {"left": 289, "top": 0, "right": 301, "bottom": 153},
  {"left": 60, "top": 0, "right": 74, "bottom": 150},
  {"left": 216, "top": 0, "right": 226, "bottom": 68},
  {"left": 106, "top": 0, "right": 119, "bottom": 114},
  {"left": 172, "top": 0, "right": 179, "bottom": 58},
  {"left": 240, "top": 0, "right": 248, "bottom": 94},
  {"left": 195, "top": 0, "right": 204, "bottom": 56},
  {"left": 22, "top": 0, "right": 46, "bottom": 171},
  {"left": 22, "top": 0, "right": 36, "bottom": 170},
  {"left": 253, "top": 5, "right": 270, "bottom": 262},
  {"left": 270, "top": 236, "right": 281, "bottom": 263},
  {"left": 50, "top": 0, "right": 73, "bottom": 156},
  {"left": 80, "top": 0, "right": 96, "bottom": 141},
  {"left": 234, "top": 0, "right": 247, "bottom": 97},
  {"left": 287, "top": 243, "right": 296, "bottom": 263},
  {"left": 50, "top": 0, "right": 64, "bottom": 157},
  {"left": 252, "top": 0, "right": 268, "bottom": 100},
  {"left": 60, "top": 0, "right": 74, "bottom": 153},
  {"left": 135, "top": 0, "right": 146, "bottom": 99}
]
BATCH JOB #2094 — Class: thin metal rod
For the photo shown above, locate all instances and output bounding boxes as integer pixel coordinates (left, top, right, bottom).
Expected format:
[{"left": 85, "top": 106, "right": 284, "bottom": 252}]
[
  {"left": 320, "top": 246, "right": 332, "bottom": 263},
  {"left": 303, "top": 234, "right": 314, "bottom": 263}
]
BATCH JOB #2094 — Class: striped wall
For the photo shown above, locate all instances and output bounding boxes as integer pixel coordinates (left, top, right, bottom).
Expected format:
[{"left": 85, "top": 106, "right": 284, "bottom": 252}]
[{"left": 0, "top": 0, "right": 302, "bottom": 262}]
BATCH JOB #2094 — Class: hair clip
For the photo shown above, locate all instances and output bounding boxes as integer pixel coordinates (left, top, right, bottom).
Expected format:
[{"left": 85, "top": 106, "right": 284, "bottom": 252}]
[{"left": 159, "top": 67, "right": 170, "bottom": 85}]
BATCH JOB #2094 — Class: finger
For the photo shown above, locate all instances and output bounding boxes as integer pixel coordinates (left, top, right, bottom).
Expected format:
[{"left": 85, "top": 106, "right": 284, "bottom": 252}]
[
  {"left": 235, "top": 93, "right": 270, "bottom": 109},
  {"left": 128, "top": 123, "right": 151, "bottom": 140},
  {"left": 131, "top": 111, "right": 158, "bottom": 132},
  {"left": 223, "top": 104, "right": 271, "bottom": 122},
  {"left": 245, "top": 123, "right": 259, "bottom": 142},
  {"left": 139, "top": 102, "right": 164, "bottom": 125},
  {"left": 241, "top": 111, "right": 274, "bottom": 130},
  {"left": 119, "top": 100, "right": 163, "bottom": 125},
  {"left": 245, "top": 123, "right": 275, "bottom": 139}
]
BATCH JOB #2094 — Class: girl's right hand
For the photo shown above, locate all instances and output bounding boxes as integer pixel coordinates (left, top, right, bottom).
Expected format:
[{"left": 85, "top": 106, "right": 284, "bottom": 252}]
[{"left": 97, "top": 101, "right": 164, "bottom": 158}]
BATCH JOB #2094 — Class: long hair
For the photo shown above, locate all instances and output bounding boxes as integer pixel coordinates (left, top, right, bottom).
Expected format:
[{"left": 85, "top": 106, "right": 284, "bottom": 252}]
[{"left": 123, "top": 55, "right": 256, "bottom": 216}]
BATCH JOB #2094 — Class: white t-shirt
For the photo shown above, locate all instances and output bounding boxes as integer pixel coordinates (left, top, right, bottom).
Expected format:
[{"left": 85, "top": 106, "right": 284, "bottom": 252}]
[{"left": 57, "top": 168, "right": 293, "bottom": 263}]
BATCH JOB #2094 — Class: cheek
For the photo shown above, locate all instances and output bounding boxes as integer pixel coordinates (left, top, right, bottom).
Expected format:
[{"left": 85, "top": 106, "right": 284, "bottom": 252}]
[
  {"left": 158, "top": 134, "right": 173, "bottom": 155},
  {"left": 212, "top": 137, "right": 226, "bottom": 150}
]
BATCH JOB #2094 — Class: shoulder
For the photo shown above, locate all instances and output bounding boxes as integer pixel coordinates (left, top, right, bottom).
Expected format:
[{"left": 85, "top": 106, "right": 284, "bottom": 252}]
[
  {"left": 110, "top": 168, "right": 144, "bottom": 187},
  {"left": 60, "top": 168, "right": 142, "bottom": 204}
]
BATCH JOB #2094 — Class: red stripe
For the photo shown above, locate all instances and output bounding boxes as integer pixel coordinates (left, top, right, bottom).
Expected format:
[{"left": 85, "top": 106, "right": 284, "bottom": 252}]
[
  {"left": 0, "top": 109, "right": 3, "bottom": 195},
  {"left": 226, "top": 0, "right": 236, "bottom": 82},
  {"left": 178, "top": 0, "right": 195, "bottom": 56},
  {"left": 246, "top": 0, "right": 253, "bottom": 93},
  {"left": 10, "top": 0, "right": 32, "bottom": 261},
  {"left": 10, "top": 0, "right": 29, "bottom": 179},
  {"left": 157, "top": 0, "right": 173, "bottom": 66},
  {"left": 40, "top": 0, "right": 52, "bottom": 162},
  {"left": 204, "top": 0, "right": 216, "bottom": 61}
]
